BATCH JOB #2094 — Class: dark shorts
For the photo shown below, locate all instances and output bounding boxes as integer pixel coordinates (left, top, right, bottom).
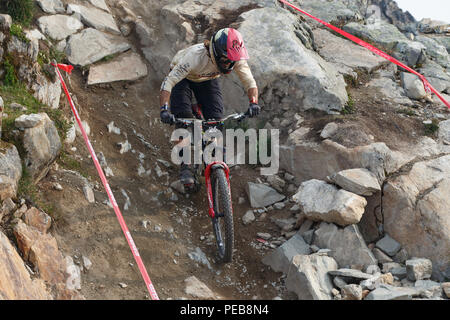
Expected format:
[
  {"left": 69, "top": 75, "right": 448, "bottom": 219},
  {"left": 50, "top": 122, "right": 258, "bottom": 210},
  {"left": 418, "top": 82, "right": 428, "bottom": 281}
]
[{"left": 170, "top": 78, "right": 223, "bottom": 120}]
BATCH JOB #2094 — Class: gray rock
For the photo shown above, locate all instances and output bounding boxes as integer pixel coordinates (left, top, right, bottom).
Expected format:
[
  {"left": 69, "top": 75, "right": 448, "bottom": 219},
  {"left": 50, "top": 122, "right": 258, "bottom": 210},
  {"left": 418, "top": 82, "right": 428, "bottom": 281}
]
[
  {"left": 333, "top": 276, "right": 348, "bottom": 290},
  {"left": 262, "top": 232, "right": 311, "bottom": 274},
  {"left": 88, "top": 0, "right": 111, "bottom": 13},
  {"left": 246, "top": 182, "right": 285, "bottom": 208},
  {"left": 382, "top": 262, "right": 403, "bottom": 274},
  {"left": 16, "top": 113, "right": 61, "bottom": 183},
  {"left": 343, "top": 20, "right": 408, "bottom": 50},
  {"left": 366, "top": 265, "right": 381, "bottom": 275},
  {"left": 313, "top": 28, "right": 386, "bottom": 77},
  {"left": 235, "top": 7, "right": 348, "bottom": 114},
  {"left": 414, "top": 280, "right": 443, "bottom": 299},
  {"left": 438, "top": 119, "right": 450, "bottom": 145},
  {"left": 36, "top": 0, "right": 65, "bottom": 14},
  {"left": 242, "top": 210, "right": 255, "bottom": 225},
  {"left": 320, "top": 122, "right": 338, "bottom": 140},
  {"left": 406, "top": 258, "right": 433, "bottom": 281},
  {"left": 302, "top": 230, "right": 315, "bottom": 245},
  {"left": 330, "top": 168, "right": 381, "bottom": 196},
  {"left": 416, "top": 35, "right": 450, "bottom": 68},
  {"left": 394, "top": 41, "right": 426, "bottom": 67},
  {"left": 293, "top": 180, "right": 367, "bottom": 227},
  {"left": 188, "top": 247, "right": 212, "bottom": 271},
  {"left": 87, "top": 52, "right": 148, "bottom": 85},
  {"left": 37, "top": 15, "right": 84, "bottom": 41},
  {"left": 365, "top": 284, "right": 417, "bottom": 300},
  {"left": 313, "top": 223, "right": 378, "bottom": 269},
  {"left": 342, "top": 284, "right": 363, "bottom": 300},
  {"left": 0, "top": 14, "right": 12, "bottom": 31},
  {"left": 0, "top": 143, "right": 22, "bottom": 201},
  {"left": 184, "top": 276, "right": 215, "bottom": 299},
  {"left": 372, "top": 248, "right": 394, "bottom": 264},
  {"left": 65, "top": 28, "right": 131, "bottom": 67},
  {"left": 383, "top": 155, "right": 450, "bottom": 281},
  {"left": 393, "top": 248, "right": 409, "bottom": 264},
  {"left": 286, "top": 254, "right": 338, "bottom": 300},
  {"left": 67, "top": 4, "right": 121, "bottom": 35},
  {"left": 328, "top": 269, "right": 373, "bottom": 282},
  {"left": 376, "top": 234, "right": 402, "bottom": 257},
  {"left": 442, "top": 283, "right": 450, "bottom": 298},
  {"left": 401, "top": 72, "right": 427, "bottom": 100}
]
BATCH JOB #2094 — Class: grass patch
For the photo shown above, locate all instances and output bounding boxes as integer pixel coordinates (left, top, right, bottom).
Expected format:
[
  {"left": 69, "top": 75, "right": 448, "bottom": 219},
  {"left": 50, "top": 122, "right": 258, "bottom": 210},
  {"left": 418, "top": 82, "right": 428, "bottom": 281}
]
[
  {"left": 10, "top": 23, "right": 30, "bottom": 43},
  {"left": 0, "top": 0, "right": 34, "bottom": 26},
  {"left": 341, "top": 94, "right": 355, "bottom": 115},
  {"left": 396, "top": 108, "right": 416, "bottom": 117},
  {"left": 0, "top": 83, "right": 70, "bottom": 142},
  {"left": 424, "top": 119, "right": 439, "bottom": 136},
  {"left": 2, "top": 58, "right": 18, "bottom": 87},
  {"left": 17, "top": 166, "right": 57, "bottom": 219}
]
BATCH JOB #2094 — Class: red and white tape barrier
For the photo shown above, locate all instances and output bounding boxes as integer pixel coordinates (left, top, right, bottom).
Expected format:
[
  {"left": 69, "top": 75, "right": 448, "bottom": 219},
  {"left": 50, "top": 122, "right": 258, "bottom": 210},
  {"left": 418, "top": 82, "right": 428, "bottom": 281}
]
[
  {"left": 52, "top": 62, "right": 159, "bottom": 300},
  {"left": 278, "top": 0, "right": 450, "bottom": 109}
]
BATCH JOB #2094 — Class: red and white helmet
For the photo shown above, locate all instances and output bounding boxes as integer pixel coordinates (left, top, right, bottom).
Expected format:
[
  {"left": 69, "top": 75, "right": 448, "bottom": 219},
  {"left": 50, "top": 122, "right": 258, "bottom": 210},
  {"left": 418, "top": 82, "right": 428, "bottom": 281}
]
[{"left": 211, "top": 28, "right": 249, "bottom": 74}]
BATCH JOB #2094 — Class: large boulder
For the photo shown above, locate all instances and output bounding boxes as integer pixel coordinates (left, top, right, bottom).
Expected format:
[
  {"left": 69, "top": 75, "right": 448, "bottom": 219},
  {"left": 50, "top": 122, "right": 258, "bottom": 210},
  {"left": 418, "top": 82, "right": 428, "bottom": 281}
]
[
  {"left": 294, "top": 0, "right": 363, "bottom": 25},
  {"left": 67, "top": 4, "right": 121, "bottom": 35},
  {"left": 286, "top": 253, "right": 338, "bottom": 300},
  {"left": 280, "top": 139, "right": 410, "bottom": 185},
  {"left": 366, "top": 0, "right": 417, "bottom": 32},
  {"left": 0, "top": 141, "right": 22, "bottom": 201},
  {"left": 343, "top": 20, "right": 409, "bottom": 50},
  {"left": 65, "top": 28, "right": 131, "bottom": 67},
  {"left": 313, "top": 222, "right": 378, "bottom": 269},
  {"left": 36, "top": 0, "right": 65, "bottom": 14},
  {"left": 246, "top": 182, "right": 285, "bottom": 208},
  {"left": 0, "top": 231, "right": 52, "bottom": 299},
  {"left": 228, "top": 7, "right": 348, "bottom": 115},
  {"left": 15, "top": 113, "right": 62, "bottom": 183},
  {"left": 382, "top": 155, "right": 450, "bottom": 281},
  {"left": 293, "top": 179, "right": 367, "bottom": 227},
  {"left": 37, "top": 14, "right": 84, "bottom": 41},
  {"left": 312, "top": 28, "right": 387, "bottom": 78},
  {"left": 415, "top": 35, "right": 450, "bottom": 69},
  {"left": 329, "top": 168, "right": 381, "bottom": 196},
  {"left": 418, "top": 60, "right": 450, "bottom": 94},
  {"left": 262, "top": 232, "right": 311, "bottom": 274},
  {"left": 87, "top": 51, "right": 148, "bottom": 85}
]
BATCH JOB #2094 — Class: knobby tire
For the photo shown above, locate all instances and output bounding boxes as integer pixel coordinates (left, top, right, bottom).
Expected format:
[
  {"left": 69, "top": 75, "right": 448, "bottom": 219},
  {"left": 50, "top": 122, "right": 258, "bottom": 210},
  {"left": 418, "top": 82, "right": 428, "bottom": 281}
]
[{"left": 211, "top": 168, "right": 234, "bottom": 263}]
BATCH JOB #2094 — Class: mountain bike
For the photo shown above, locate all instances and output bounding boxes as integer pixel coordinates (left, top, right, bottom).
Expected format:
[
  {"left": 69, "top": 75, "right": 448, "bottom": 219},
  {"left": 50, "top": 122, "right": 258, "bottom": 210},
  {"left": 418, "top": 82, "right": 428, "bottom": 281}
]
[{"left": 169, "top": 105, "right": 248, "bottom": 263}]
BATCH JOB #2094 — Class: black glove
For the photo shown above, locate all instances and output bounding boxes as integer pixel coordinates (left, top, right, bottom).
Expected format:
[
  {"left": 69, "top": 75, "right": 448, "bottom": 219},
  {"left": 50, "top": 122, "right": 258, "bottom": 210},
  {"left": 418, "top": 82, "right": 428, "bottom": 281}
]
[
  {"left": 247, "top": 103, "right": 261, "bottom": 118},
  {"left": 160, "top": 105, "right": 175, "bottom": 124}
]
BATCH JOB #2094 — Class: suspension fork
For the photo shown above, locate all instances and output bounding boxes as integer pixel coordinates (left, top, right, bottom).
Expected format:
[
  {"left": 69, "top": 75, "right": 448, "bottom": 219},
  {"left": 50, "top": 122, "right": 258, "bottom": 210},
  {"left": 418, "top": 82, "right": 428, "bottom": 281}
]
[{"left": 204, "top": 161, "right": 231, "bottom": 219}]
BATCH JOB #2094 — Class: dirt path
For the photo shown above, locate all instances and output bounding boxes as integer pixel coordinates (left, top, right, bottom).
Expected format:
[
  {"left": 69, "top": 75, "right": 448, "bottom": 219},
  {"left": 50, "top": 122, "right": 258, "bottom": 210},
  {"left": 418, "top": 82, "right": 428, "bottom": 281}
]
[{"left": 38, "top": 62, "right": 297, "bottom": 300}]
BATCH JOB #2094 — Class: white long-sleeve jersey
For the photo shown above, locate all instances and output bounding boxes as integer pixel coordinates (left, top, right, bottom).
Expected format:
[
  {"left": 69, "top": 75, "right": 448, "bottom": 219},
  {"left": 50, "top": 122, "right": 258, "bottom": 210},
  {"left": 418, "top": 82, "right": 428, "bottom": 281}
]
[{"left": 160, "top": 43, "right": 257, "bottom": 93}]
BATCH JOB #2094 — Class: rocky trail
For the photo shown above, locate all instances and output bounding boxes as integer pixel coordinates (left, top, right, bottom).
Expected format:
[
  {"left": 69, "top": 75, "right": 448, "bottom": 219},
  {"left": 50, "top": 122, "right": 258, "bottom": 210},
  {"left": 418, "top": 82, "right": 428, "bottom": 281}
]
[{"left": 1, "top": 0, "right": 450, "bottom": 301}]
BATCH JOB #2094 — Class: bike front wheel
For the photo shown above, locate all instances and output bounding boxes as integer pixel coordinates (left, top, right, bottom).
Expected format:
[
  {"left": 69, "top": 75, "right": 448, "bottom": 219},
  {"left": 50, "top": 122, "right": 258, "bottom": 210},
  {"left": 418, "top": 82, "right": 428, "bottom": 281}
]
[{"left": 211, "top": 168, "right": 234, "bottom": 263}]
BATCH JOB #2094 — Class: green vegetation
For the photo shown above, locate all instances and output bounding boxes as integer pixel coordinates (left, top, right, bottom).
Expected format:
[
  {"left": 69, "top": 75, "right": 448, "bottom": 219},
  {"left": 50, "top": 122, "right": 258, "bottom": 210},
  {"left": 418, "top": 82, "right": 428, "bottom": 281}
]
[
  {"left": 10, "top": 23, "right": 30, "bottom": 43},
  {"left": 0, "top": 0, "right": 34, "bottom": 26},
  {"left": 341, "top": 93, "right": 355, "bottom": 115},
  {"left": 424, "top": 119, "right": 439, "bottom": 136},
  {"left": 0, "top": 83, "right": 70, "bottom": 143},
  {"left": 2, "top": 58, "right": 18, "bottom": 87},
  {"left": 396, "top": 108, "right": 416, "bottom": 117},
  {"left": 37, "top": 46, "right": 66, "bottom": 67}
]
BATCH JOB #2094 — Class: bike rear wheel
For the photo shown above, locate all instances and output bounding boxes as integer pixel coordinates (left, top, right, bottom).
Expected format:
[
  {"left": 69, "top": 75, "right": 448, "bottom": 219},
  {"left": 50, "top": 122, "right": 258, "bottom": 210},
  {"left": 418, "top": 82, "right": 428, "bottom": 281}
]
[{"left": 211, "top": 168, "right": 234, "bottom": 263}]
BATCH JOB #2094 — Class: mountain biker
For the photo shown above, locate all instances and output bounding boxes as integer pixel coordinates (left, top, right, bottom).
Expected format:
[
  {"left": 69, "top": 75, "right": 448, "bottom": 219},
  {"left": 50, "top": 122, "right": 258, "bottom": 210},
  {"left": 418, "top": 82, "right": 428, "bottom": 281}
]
[{"left": 159, "top": 27, "right": 260, "bottom": 186}]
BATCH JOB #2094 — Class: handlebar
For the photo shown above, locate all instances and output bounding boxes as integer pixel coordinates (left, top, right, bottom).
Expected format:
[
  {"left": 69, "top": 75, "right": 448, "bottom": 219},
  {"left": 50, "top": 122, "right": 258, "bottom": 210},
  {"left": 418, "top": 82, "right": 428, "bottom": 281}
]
[{"left": 172, "top": 111, "right": 249, "bottom": 126}]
